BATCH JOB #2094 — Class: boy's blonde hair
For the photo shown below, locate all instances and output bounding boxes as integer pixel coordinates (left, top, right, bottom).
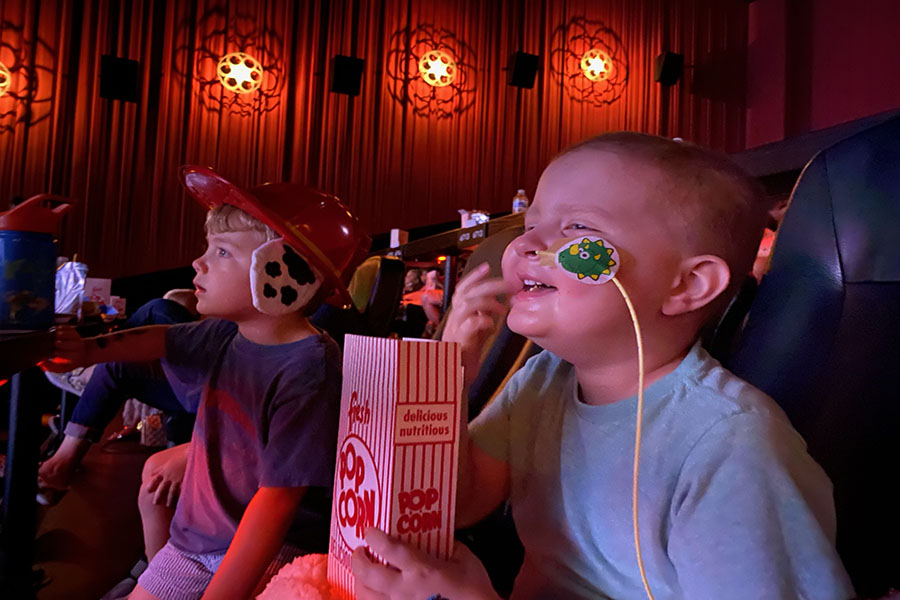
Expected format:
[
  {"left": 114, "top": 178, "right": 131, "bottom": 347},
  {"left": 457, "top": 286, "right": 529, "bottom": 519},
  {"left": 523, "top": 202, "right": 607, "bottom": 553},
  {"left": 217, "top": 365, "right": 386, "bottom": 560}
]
[
  {"left": 561, "top": 133, "right": 768, "bottom": 290},
  {"left": 205, "top": 204, "right": 279, "bottom": 242}
]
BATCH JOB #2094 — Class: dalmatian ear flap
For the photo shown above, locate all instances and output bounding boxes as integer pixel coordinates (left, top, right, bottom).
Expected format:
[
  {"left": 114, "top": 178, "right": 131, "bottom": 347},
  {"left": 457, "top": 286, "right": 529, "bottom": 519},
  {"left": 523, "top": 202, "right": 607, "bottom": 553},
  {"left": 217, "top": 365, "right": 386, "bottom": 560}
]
[{"left": 250, "top": 238, "right": 323, "bottom": 315}]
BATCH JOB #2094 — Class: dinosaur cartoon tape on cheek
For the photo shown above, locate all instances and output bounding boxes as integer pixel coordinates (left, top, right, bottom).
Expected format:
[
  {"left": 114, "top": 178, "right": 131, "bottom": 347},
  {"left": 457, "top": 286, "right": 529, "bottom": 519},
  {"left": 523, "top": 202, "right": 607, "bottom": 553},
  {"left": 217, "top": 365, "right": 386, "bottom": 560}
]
[
  {"left": 539, "top": 236, "right": 620, "bottom": 283},
  {"left": 250, "top": 238, "right": 323, "bottom": 315}
]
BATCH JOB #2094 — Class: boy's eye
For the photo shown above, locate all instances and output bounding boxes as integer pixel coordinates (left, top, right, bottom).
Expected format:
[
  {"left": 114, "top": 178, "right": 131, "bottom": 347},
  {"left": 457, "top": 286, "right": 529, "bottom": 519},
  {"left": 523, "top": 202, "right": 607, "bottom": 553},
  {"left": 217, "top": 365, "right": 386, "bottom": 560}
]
[
  {"left": 566, "top": 223, "right": 591, "bottom": 231},
  {"left": 216, "top": 248, "right": 229, "bottom": 258}
]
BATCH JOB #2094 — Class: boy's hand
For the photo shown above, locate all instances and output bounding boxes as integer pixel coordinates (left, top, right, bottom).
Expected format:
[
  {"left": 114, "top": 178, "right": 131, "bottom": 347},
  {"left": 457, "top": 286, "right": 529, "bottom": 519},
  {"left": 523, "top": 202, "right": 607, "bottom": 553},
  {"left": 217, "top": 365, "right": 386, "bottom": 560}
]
[
  {"left": 145, "top": 446, "right": 189, "bottom": 507},
  {"left": 441, "top": 263, "right": 512, "bottom": 386},
  {"left": 352, "top": 528, "right": 499, "bottom": 600},
  {"left": 41, "top": 326, "right": 94, "bottom": 372}
]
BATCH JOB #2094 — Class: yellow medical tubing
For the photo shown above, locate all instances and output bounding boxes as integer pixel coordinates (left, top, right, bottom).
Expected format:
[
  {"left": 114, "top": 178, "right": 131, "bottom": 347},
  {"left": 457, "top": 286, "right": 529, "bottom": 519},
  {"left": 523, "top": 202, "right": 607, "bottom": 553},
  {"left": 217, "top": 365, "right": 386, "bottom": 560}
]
[
  {"left": 535, "top": 242, "right": 653, "bottom": 599},
  {"left": 611, "top": 276, "right": 654, "bottom": 600}
]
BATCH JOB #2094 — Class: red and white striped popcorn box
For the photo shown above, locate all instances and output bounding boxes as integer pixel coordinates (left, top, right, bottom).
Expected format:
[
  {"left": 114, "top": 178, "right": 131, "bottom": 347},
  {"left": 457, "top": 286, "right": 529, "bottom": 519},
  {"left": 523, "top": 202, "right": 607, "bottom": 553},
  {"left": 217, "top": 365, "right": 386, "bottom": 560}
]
[{"left": 327, "top": 335, "right": 464, "bottom": 599}]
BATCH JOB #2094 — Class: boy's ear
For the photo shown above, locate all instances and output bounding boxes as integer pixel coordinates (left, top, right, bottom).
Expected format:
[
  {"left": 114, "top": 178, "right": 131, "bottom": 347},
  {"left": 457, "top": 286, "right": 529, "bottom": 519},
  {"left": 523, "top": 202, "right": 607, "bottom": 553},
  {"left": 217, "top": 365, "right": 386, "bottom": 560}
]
[{"left": 662, "top": 254, "right": 731, "bottom": 316}]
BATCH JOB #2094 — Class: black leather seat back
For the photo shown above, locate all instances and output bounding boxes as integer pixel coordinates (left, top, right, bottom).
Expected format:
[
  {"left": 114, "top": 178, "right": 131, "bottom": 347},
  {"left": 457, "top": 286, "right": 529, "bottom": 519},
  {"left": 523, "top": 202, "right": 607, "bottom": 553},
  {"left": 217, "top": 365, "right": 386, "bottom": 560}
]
[
  {"left": 362, "top": 256, "right": 405, "bottom": 337},
  {"left": 721, "top": 116, "right": 900, "bottom": 597}
]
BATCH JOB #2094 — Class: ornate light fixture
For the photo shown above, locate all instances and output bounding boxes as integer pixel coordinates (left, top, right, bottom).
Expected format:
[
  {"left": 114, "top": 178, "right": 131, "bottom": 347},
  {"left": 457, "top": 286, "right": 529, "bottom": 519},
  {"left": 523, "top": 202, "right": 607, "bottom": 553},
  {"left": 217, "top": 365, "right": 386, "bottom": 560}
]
[
  {"left": 216, "top": 52, "right": 264, "bottom": 94},
  {"left": 0, "top": 61, "right": 10, "bottom": 97},
  {"left": 418, "top": 50, "right": 456, "bottom": 87},
  {"left": 580, "top": 48, "right": 612, "bottom": 82}
]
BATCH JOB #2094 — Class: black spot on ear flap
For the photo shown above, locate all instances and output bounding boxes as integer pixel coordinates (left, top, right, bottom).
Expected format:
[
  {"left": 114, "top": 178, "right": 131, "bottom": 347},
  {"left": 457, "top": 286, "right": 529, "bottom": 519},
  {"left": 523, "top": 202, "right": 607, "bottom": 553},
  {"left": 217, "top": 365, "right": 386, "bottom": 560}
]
[
  {"left": 282, "top": 245, "right": 316, "bottom": 286},
  {"left": 263, "top": 283, "right": 278, "bottom": 298},
  {"left": 265, "top": 261, "right": 282, "bottom": 278},
  {"left": 280, "top": 285, "right": 299, "bottom": 306}
]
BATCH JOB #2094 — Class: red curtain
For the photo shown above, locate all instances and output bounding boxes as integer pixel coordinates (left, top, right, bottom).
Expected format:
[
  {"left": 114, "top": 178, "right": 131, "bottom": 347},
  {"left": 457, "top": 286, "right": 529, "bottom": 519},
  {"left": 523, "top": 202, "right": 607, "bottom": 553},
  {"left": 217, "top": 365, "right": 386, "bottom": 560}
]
[{"left": 0, "top": 0, "right": 747, "bottom": 278}]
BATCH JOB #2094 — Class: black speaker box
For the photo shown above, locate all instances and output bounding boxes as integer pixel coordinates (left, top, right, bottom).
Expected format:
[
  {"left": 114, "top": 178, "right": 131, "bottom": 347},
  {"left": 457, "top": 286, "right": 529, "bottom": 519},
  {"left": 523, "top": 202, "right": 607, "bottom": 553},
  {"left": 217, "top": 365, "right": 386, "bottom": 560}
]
[
  {"left": 330, "top": 55, "right": 364, "bottom": 96},
  {"left": 100, "top": 55, "right": 140, "bottom": 102},
  {"left": 654, "top": 52, "right": 683, "bottom": 86},
  {"left": 507, "top": 51, "right": 539, "bottom": 88}
]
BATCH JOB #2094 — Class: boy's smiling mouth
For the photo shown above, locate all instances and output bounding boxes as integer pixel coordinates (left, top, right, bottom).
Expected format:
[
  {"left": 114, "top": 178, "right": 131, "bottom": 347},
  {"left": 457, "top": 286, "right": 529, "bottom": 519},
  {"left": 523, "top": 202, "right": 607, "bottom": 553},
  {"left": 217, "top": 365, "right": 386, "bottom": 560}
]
[{"left": 522, "top": 278, "right": 556, "bottom": 293}]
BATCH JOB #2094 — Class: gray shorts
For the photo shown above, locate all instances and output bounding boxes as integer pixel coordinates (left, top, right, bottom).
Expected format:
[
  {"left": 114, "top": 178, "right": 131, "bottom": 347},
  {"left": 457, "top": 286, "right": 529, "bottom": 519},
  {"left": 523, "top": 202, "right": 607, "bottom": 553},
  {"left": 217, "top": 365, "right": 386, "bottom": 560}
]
[{"left": 137, "top": 541, "right": 302, "bottom": 600}]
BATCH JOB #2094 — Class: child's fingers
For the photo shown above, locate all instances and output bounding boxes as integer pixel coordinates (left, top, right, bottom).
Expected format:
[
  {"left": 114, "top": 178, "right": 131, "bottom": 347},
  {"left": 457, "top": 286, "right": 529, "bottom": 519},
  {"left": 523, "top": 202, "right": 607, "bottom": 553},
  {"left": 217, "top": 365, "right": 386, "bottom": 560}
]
[
  {"left": 53, "top": 327, "right": 86, "bottom": 353},
  {"left": 146, "top": 474, "right": 162, "bottom": 494},
  {"left": 167, "top": 481, "right": 180, "bottom": 507},
  {"left": 457, "top": 261, "right": 490, "bottom": 282},
  {"left": 455, "top": 273, "right": 510, "bottom": 299},
  {"left": 463, "top": 313, "right": 499, "bottom": 338},
  {"left": 451, "top": 280, "right": 511, "bottom": 317},
  {"left": 463, "top": 277, "right": 514, "bottom": 301},
  {"left": 453, "top": 263, "right": 494, "bottom": 297},
  {"left": 53, "top": 326, "right": 81, "bottom": 344},
  {"left": 363, "top": 527, "right": 432, "bottom": 571},
  {"left": 461, "top": 296, "right": 508, "bottom": 318},
  {"left": 153, "top": 479, "right": 170, "bottom": 505},
  {"left": 351, "top": 544, "right": 401, "bottom": 595}
]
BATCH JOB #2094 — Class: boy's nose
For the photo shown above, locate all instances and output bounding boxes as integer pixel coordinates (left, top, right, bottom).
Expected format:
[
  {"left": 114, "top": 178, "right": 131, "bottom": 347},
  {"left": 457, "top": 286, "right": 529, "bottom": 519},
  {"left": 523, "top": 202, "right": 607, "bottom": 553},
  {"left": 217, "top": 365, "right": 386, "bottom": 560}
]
[
  {"left": 510, "top": 230, "right": 545, "bottom": 258},
  {"left": 192, "top": 256, "right": 207, "bottom": 273}
]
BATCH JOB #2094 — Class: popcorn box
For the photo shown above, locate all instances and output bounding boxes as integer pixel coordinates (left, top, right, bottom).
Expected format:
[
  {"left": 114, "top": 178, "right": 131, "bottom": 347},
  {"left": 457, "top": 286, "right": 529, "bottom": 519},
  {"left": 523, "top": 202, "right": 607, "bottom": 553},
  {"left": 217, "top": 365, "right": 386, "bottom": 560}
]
[
  {"left": 83, "top": 277, "right": 112, "bottom": 305},
  {"left": 327, "top": 335, "right": 463, "bottom": 598}
]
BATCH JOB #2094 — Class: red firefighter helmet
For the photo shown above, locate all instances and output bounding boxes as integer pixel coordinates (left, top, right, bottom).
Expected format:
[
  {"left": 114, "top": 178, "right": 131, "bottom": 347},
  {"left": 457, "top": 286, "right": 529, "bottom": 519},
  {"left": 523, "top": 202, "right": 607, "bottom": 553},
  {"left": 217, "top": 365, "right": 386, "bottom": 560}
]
[{"left": 180, "top": 165, "right": 370, "bottom": 306}]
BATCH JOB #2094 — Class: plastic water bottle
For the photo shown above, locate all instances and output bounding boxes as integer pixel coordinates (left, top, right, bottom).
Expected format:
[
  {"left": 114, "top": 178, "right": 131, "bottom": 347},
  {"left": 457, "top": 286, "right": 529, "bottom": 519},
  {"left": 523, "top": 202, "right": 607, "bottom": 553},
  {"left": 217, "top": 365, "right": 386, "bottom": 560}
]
[{"left": 512, "top": 189, "right": 530, "bottom": 214}]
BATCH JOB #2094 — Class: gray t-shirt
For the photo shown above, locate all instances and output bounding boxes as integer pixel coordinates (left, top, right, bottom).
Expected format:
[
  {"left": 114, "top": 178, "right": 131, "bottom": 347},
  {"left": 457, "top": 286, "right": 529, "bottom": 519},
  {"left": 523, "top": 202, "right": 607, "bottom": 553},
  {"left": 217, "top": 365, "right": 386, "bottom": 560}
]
[
  {"left": 470, "top": 344, "right": 854, "bottom": 600},
  {"left": 161, "top": 318, "right": 341, "bottom": 554}
]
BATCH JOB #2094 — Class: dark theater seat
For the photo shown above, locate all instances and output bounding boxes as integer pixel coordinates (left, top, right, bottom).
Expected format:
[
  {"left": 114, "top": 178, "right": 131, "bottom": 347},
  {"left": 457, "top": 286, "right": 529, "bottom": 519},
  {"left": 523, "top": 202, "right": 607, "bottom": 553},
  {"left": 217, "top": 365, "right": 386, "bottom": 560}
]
[{"left": 716, "top": 116, "right": 900, "bottom": 597}]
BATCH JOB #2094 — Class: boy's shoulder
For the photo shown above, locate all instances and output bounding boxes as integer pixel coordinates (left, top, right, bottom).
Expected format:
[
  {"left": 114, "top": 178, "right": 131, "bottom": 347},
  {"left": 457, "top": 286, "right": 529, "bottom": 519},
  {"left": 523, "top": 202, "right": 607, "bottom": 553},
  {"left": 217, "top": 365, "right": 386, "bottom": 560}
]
[
  {"left": 664, "top": 345, "right": 813, "bottom": 471},
  {"left": 673, "top": 345, "right": 791, "bottom": 429},
  {"left": 505, "top": 349, "right": 573, "bottom": 399},
  {"left": 171, "top": 316, "right": 238, "bottom": 335},
  {"left": 164, "top": 317, "right": 239, "bottom": 359},
  {"left": 230, "top": 329, "right": 341, "bottom": 370},
  {"left": 501, "top": 344, "right": 796, "bottom": 438}
]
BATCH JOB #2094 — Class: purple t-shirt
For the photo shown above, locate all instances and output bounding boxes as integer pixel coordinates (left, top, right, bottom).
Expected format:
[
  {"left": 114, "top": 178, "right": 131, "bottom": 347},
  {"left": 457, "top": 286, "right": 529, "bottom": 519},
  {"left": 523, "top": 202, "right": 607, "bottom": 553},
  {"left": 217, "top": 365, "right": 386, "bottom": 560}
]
[{"left": 161, "top": 318, "right": 341, "bottom": 554}]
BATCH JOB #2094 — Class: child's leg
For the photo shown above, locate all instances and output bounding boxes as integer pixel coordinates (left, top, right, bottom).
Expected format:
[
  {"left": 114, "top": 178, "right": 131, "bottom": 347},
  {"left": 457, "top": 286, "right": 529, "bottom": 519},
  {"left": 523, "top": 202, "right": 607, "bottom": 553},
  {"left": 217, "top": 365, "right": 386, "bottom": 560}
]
[
  {"left": 39, "top": 361, "right": 188, "bottom": 489},
  {"left": 135, "top": 541, "right": 301, "bottom": 599},
  {"left": 136, "top": 543, "right": 220, "bottom": 600},
  {"left": 126, "top": 583, "right": 162, "bottom": 600},
  {"left": 137, "top": 445, "right": 189, "bottom": 560},
  {"left": 37, "top": 435, "right": 92, "bottom": 489},
  {"left": 126, "top": 297, "right": 196, "bottom": 328}
]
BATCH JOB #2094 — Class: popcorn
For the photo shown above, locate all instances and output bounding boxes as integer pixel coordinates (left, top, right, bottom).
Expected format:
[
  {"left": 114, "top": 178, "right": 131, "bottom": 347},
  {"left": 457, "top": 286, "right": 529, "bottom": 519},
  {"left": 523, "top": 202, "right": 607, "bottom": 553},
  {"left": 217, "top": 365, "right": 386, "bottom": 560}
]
[{"left": 257, "top": 554, "right": 338, "bottom": 600}]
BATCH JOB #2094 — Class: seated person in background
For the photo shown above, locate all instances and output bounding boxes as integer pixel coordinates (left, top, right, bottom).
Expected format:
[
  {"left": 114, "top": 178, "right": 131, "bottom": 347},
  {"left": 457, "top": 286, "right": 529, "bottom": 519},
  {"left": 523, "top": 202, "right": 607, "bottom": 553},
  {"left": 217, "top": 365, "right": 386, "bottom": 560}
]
[
  {"left": 402, "top": 268, "right": 444, "bottom": 337},
  {"left": 352, "top": 133, "right": 854, "bottom": 599},
  {"left": 141, "top": 289, "right": 199, "bottom": 322},
  {"left": 403, "top": 267, "right": 423, "bottom": 294},
  {"left": 394, "top": 268, "right": 427, "bottom": 338},
  {"left": 39, "top": 291, "right": 201, "bottom": 497},
  {"left": 752, "top": 192, "right": 791, "bottom": 281},
  {"left": 46, "top": 168, "right": 367, "bottom": 600}
]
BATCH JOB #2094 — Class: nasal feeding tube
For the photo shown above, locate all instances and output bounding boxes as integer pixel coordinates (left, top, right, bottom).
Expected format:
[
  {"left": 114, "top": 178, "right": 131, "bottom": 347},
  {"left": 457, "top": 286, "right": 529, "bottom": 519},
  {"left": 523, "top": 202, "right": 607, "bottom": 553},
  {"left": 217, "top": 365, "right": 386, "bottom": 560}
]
[{"left": 536, "top": 236, "right": 655, "bottom": 600}]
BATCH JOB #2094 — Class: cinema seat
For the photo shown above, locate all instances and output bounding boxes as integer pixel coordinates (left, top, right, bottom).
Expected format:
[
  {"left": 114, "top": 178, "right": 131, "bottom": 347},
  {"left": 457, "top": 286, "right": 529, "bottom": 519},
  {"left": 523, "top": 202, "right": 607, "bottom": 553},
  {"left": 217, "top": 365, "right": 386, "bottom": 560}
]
[{"left": 716, "top": 115, "right": 900, "bottom": 597}]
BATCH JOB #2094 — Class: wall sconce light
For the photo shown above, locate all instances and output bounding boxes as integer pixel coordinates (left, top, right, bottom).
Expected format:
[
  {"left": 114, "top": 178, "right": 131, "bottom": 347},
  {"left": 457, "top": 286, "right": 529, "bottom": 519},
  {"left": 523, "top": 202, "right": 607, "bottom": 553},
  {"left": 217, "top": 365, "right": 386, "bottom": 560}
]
[
  {"left": 217, "top": 52, "right": 264, "bottom": 94},
  {"left": 580, "top": 48, "right": 612, "bottom": 82},
  {"left": 418, "top": 50, "right": 456, "bottom": 87},
  {"left": 0, "top": 62, "right": 10, "bottom": 97}
]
